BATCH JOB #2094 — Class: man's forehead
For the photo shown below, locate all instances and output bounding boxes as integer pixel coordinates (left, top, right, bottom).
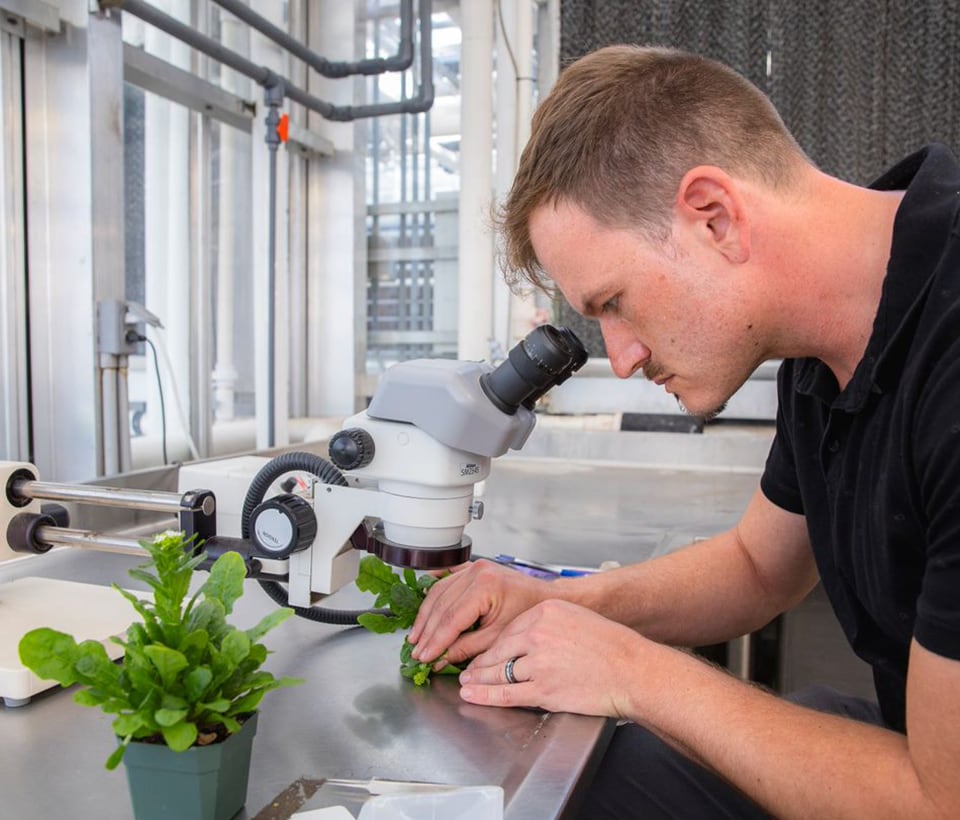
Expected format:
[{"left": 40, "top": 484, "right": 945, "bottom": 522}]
[
  {"left": 529, "top": 198, "right": 595, "bottom": 235},
  {"left": 528, "top": 201, "right": 642, "bottom": 295}
]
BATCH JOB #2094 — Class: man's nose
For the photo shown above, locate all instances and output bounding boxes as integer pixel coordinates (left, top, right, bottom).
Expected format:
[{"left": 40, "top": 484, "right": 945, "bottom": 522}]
[{"left": 601, "top": 320, "right": 650, "bottom": 379}]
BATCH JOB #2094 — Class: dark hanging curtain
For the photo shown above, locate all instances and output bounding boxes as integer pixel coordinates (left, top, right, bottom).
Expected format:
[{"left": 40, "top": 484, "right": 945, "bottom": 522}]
[{"left": 554, "top": 0, "right": 960, "bottom": 354}]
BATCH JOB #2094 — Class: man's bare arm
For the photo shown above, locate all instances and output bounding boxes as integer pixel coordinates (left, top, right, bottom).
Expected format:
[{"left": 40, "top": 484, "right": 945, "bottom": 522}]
[{"left": 554, "top": 486, "right": 818, "bottom": 646}]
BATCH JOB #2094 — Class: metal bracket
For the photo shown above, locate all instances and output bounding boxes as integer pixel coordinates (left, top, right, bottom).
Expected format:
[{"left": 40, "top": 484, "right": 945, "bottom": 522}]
[{"left": 284, "top": 120, "right": 334, "bottom": 158}]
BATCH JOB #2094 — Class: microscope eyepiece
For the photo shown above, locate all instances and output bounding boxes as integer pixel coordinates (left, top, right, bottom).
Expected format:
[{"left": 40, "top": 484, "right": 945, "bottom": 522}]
[{"left": 480, "top": 324, "right": 588, "bottom": 414}]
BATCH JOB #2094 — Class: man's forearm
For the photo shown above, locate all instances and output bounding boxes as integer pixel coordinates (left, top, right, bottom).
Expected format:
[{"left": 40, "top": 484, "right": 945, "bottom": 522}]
[
  {"left": 553, "top": 529, "right": 796, "bottom": 646},
  {"left": 636, "top": 644, "right": 940, "bottom": 819}
]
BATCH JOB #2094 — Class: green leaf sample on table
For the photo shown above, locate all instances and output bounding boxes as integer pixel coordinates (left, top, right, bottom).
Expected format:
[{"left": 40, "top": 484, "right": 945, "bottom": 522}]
[{"left": 355, "top": 555, "right": 462, "bottom": 686}]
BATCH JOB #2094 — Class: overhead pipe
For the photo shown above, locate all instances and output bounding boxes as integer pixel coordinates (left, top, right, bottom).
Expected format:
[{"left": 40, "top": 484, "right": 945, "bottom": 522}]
[
  {"left": 211, "top": 0, "right": 414, "bottom": 78},
  {"left": 100, "top": 0, "right": 434, "bottom": 121}
]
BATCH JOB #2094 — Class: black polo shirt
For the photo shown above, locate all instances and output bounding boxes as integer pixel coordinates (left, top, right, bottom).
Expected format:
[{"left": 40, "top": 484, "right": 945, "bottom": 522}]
[{"left": 760, "top": 143, "right": 960, "bottom": 733}]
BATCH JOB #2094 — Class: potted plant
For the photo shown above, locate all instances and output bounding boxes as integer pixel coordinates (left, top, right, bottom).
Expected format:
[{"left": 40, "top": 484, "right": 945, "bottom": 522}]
[{"left": 18, "top": 530, "right": 302, "bottom": 820}]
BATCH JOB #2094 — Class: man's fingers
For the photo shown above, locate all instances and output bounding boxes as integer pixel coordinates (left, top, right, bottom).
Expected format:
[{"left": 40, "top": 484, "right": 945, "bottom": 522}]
[
  {"left": 410, "top": 579, "right": 483, "bottom": 661},
  {"left": 439, "top": 624, "right": 502, "bottom": 666},
  {"left": 409, "top": 571, "right": 466, "bottom": 642},
  {"left": 459, "top": 681, "right": 535, "bottom": 708}
]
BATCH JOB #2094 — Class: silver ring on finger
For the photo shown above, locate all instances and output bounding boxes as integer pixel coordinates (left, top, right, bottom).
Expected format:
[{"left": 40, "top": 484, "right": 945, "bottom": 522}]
[{"left": 504, "top": 656, "right": 520, "bottom": 685}]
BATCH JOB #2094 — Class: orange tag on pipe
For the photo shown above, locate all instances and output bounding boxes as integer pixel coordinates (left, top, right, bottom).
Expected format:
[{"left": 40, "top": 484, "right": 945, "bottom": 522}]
[{"left": 277, "top": 114, "right": 289, "bottom": 143}]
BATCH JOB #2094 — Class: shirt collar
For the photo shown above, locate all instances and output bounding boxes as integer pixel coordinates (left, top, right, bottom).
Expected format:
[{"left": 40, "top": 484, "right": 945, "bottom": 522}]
[{"left": 796, "top": 144, "right": 960, "bottom": 410}]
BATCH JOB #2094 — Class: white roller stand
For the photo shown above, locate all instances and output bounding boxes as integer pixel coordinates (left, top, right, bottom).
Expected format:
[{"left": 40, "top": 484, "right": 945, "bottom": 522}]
[
  {"left": 0, "top": 461, "right": 136, "bottom": 707},
  {"left": 0, "top": 576, "right": 136, "bottom": 707}
]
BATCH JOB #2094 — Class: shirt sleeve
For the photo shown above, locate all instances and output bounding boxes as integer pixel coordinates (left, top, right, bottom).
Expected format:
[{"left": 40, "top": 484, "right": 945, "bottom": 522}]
[
  {"left": 760, "top": 361, "right": 805, "bottom": 516},
  {"left": 913, "top": 335, "right": 960, "bottom": 659}
]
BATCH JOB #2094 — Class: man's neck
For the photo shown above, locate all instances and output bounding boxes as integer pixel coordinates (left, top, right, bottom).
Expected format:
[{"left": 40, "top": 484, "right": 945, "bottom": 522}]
[{"left": 763, "top": 170, "right": 905, "bottom": 389}]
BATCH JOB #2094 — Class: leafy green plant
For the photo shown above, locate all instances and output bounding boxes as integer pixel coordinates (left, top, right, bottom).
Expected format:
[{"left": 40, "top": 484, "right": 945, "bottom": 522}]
[
  {"left": 18, "top": 531, "right": 302, "bottom": 770},
  {"left": 355, "top": 555, "right": 461, "bottom": 686}
]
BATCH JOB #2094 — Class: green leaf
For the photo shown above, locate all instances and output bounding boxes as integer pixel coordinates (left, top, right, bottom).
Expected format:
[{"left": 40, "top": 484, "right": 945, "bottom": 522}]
[
  {"left": 356, "top": 612, "right": 403, "bottom": 634},
  {"left": 74, "top": 641, "right": 123, "bottom": 692},
  {"left": 112, "top": 585, "right": 158, "bottom": 631},
  {"left": 127, "top": 567, "right": 160, "bottom": 590},
  {"left": 206, "top": 713, "right": 242, "bottom": 734},
  {"left": 245, "top": 644, "right": 268, "bottom": 667},
  {"left": 225, "top": 690, "right": 266, "bottom": 715},
  {"left": 184, "top": 667, "right": 212, "bottom": 701},
  {"left": 186, "top": 598, "right": 227, "bottom": 639},
  {"left": 356, "top": 555, "right": 400, "bottom": 597},
  {"left": 200, "top": 698, "right": 232, "bottom": 713},
  {"left": 220, "top": 629, "right": 251, "bottom": 668},
  {"left": 161, "top": 720, "right": 198, "bottom": 752},
  {"left": 387, "top": 583, "right": 421, "bottom": 628},
  {"left": 201, "top": 551, "right": 247, "bottom": 615},
  {"left": 143, "top": 645, "right": 189, "bottom": 689},
  {"left": 123, "top": 622, "right": 151, "bottom": 648},
  {"left": 113, "top": 713, "right": 147, "bottom": 736},
  {"left": 106, "top": 742, "right": 127, "bottom": 771},
  {"left": 161, "top": 693, "right": 188, "bottom": 711},
  {"left": 73, "top": 689, "right": 108, "bottom": 708},
  {"left": 18, "top": 629, "right": 80, "bottom": 686},
  {"left": 417, "top": 574, "right": 439, "bottom": 593},
  {"left": 155, "top": 708, "right": 189, "bottom": 727},
  {"left": 123, "top": 645, "right": 161, "bottom": 695},
  {"left": 400, "top": 661, "right": 433, "bottom": 686},
  {"left": 245, "top": 608, "right": 294, "bottom": 643},
  {"left": 179, "top": 629, "right": 209, "bottom": 661}
]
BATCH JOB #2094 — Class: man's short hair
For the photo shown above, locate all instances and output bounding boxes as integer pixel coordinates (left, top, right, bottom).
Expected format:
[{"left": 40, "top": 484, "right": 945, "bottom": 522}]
[{"left": 498, "top": 45, "right": 807, "bottom": 291}]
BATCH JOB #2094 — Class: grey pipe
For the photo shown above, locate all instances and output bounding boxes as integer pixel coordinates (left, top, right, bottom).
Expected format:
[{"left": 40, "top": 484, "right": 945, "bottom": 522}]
[
  {"left": 263, "top": 85, "right": 284, "bottom": 448},
  {"left": 211, "top": 0, "right": 414, "bottom": 78},
  {"left": 11, "top": 479, "right": 194, "bottom": 513},
  {"left": 104, "top": 0, "right": 434, "bottom": 122}
]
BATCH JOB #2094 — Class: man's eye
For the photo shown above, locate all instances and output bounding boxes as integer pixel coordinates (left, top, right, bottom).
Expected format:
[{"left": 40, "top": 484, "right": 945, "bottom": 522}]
[{"left": 601, "top": 296, "right": 619, "bottom": 314}]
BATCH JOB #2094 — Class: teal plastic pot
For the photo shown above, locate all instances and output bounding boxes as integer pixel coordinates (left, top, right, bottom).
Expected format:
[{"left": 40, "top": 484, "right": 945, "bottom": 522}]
[{"left": 122, "top": 713, "right": 258, "bottom": 820}]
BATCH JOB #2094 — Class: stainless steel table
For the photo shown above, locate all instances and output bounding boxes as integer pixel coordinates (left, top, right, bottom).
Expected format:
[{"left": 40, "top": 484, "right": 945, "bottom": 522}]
[{"left": 0, "top": 455, "right": 761, "bottom": 819}]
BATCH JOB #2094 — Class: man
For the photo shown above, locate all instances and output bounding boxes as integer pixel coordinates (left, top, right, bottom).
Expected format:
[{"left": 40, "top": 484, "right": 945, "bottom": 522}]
[{"left": 408, "top": 45, "right": 960, "bottom": 818}]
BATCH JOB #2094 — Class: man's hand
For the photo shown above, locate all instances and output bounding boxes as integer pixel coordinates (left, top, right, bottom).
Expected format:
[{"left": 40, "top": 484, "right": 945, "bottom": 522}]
[
  {"left": 408, "top": 559, "right": 552, "bottom": 665},
  {"left": 456, "top": 599, "right": 653, "bottom": 719}
]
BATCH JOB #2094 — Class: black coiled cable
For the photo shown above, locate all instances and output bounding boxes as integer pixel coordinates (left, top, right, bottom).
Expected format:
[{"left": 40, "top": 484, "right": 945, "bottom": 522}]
[{"left": 241, "top": 451, "right": 382, "bottom": 625}]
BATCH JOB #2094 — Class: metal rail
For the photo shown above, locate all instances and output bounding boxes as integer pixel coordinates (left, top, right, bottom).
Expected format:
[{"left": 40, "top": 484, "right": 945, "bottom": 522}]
[
  {"left": 34, "top": 525, "right": 149, "bottom": 557},
  {"left": 10, "top": 478, "right": 214, "bottom": 515}
]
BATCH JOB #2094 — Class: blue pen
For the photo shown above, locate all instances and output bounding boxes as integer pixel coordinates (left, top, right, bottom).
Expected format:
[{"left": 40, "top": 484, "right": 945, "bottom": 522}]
[{"left": 493, "top": 554, "right": 596, "bottom": 577}]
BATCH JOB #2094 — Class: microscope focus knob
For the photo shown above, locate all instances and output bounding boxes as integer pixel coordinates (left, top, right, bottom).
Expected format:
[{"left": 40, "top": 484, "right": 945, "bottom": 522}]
[
  {"left": 328, "top": 428, "right": 375, "bottom": 470},
  {"left": 249, "top": 493, "right": 317, "bottom": 559}
]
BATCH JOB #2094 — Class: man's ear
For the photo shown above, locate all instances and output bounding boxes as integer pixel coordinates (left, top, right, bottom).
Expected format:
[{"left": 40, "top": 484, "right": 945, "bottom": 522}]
[{"left": 675, "top": 167, "right": 750, "bottom": 264}]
